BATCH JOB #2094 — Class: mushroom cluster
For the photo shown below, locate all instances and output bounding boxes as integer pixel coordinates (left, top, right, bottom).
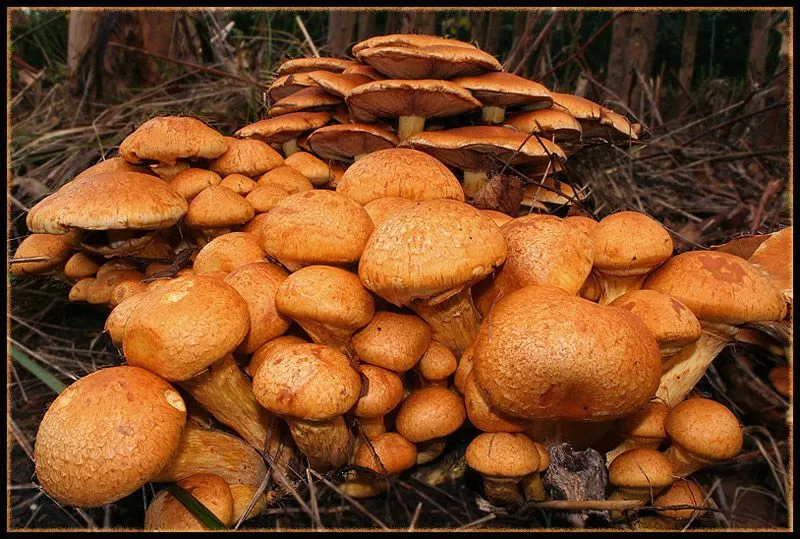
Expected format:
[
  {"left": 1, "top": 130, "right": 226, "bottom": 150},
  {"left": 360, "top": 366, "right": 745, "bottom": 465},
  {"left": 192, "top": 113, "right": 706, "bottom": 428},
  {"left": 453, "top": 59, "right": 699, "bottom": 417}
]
[{"left": 13, "top": 32, "right": 791, "bottom": 531}]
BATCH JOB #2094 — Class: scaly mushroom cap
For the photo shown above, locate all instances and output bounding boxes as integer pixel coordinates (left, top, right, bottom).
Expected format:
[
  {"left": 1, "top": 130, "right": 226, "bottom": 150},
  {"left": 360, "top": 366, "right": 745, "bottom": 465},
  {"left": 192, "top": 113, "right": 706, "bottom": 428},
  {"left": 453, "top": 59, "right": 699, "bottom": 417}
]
[
  {"left": 353, "top": 364, "right": 405, "bottom": 419},
  {"left": 564, "top": 215, "right": 599, "bottom": 237},
  {"left": 63, "top": 252, "right": 100, "bottom": 279},
  {"left": 119, "top": 116, "right": 227, "bottom": 165},
  {"left": 664, "top": 398, "right": 743, "bottom": 462},
  {"left": 609, "top": 290, "right": 702, "bottom": 354},
  {"left": 651, "top": 480, "right": 708, "bottom": 520},
  {"left": 268, "top": 87, "right": 342, "bottom": 117},
  {"left": 352, "top": 33, "right": 477, "bottom": 55},
  {"left": 261, "top": 190, "right": 374, "bottom": 269},
  {"left": 644, "top": 251, "right": 787, "bottom": 324},
  {"left": 347, "top": 79, "right": 482, "bottom": 123},
  {"left": 144, "top": 474, "right": 234, "bottom": 530},
  {"left": 353, "top": 432, "right": 418, "bottom": 475},
  {"left": 246, "top": 185, "right": 293, "bottom": 213},
  {"left": 615, "top": 400, "right": 670, "bottom": 442},
  {"left": 505, "top": 108, "right": 583, "bottom": 141},
  {"left": 27, "top": 171, "right": 188, "bottom": 234},
  {"left": 246, "top": 335, "right": 308, "bottom": 379},
  {"left": 748, "top": 226, "right": 792, "bottom": 301},
  {"left": 337, "top": 148, "right": 464, "bottom": 205},
  {"left": 236, "top": 111, "right": 331, "bottom": 145},
  {"left": 464, "top": 371, "right": 530, "bottom": 433},
  {"left": 359, "top": 199, "right": 507, "bottom": 306},
  {"left": 169, "top": 168, "right": 222, "bottom": 201},
  {"left": 209, "top": 137, "right": 284, "bottom": 178},
  {"left": 352, "top": 311, "right": 432, "bottom": 372},
  {"left": 267, "top": 72, "right": 320, "bottom": 101},
  {"left": 193, "top": 232, "right": 265, "bottom": 274},
  {"left": 185, "top": 185, "right": 255, "bottom": 229},
  {"left": 11, "top": 234, "right": 74, "bottom": 276},
  {"left": 472, "top": 285, "right": 662, "bottom": 421},
  {"left": 74, "top": 156, "right": 154, "bottom": 181},
  {"left": 34, "top": 366, "right": 186, "bottom": 507},
  {"left": 363, "top": 197, "right": 417, "bottom": 227},
  {"left": 402, "top": 125, "right": 566, "bottom": 171},
  {"left": 284, "top": 151, "right": 341, "bottom": 186},
  {"left": 307, "top": 123, "right": 399, "bottom": 162},
  {"left": 608, "top": 448, "right": 674, "bottom": 489},
  {"left": 219, "top": 174, "right": 257, "bottom": 195},
  {"left": 252, "top": 343, "right": 362, "bottom": 420},
  {"left": 257, "top": 165, "right": 314, "bottom": 193},
  {"left": 122, "top": 275, "right": 250, "bottom": 381},
  {"left": 276, "top": 57, "right": 357, "bottom": 76},
  {"left": 395, "top": 386, "right": 466, "bottom": 443},
  {"left": 453, "top": 71, "right": 553, "bottom": 109},
  {"left": 307, "top": 71, "right": 373, "bottom": 98},
  {"left": 466, "top": 432, "right": 540, "bottom": 478},
  {"left": 357, "top": 45, "right": 502, "bottom": 79},
  {"left": 416, "top": 341, "right": 458, "bottom": 383},
  {"left": 591, "top": 211, "right": 674, "bottom": 276}
]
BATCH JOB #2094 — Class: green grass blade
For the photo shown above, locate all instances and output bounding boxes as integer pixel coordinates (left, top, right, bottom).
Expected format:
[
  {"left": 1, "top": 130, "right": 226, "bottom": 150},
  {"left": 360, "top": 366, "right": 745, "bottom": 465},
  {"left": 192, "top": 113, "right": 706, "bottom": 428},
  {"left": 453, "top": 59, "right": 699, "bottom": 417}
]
[
  {"left": 9, "top": 344, "right": 67, "bottom": 394},
  {"left": 165, "top": 483, "right": 228, "bottom": 530}
]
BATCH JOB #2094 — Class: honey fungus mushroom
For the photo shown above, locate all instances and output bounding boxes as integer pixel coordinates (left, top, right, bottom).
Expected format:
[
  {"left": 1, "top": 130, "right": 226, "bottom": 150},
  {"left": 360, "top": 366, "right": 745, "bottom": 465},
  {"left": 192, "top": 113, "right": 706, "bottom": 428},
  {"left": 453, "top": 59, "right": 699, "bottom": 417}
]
[
  {"left": 452, "top": 71, "right": 553, "bottom": 124},
  {"left": 169, "top": 168, "right": 222, "bottom": 201},
  {"left": 340, "top": 432, "right": 418, "bottom": 499},
  {"left": 466, "top": 432, "right": 541, "bottom": 506},
  {"left": 144, "top": 474, "right": 235, "bottom": 531},
  {"left": 351, "top": 311, "right": 432, "bottom": 373},
  {"left": 34, "top": 366, "right": 186, "bottom": 507},
  {"left": 10, "top": 233, "right": 77, "bottom": 277},
  {"left": 607, "top": 448, "right": 675, "bottom": 520},
  {"left": 236, "top": 111, "right": 331, "bottom": 157},
  {"left": 352, "top": 364, "right": 405, "bottom": 438},
  {"left": 605, "top": 400, "right": 670, "bottom": 464},
  {"left": 395, "top": 386, "right": 466, "bottom": 464},
  {"left": 192, "top": 232, "right": 266, "bottom": 275}
]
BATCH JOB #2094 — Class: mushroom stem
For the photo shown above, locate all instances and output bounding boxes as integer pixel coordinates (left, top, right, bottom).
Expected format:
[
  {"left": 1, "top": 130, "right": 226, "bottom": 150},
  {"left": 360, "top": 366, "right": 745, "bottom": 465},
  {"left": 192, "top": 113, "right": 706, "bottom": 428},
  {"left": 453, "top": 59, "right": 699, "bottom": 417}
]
[
  {"left": 416, "top": 438, "right": 447, "bottom": 465},
  {"left": 483, "top": 477, "right": 525, "bottom": 506},
  {"left": 605, "top": 437, "right": 662, "bottom": 466},
  {"left": 462, "top": 170, "right": 490, "bottom": 199},
  {"left": 290, "top": 318, "right": 356, "bottom": 354},
  {"left": 607, "top": 488, "right": 654, "bottom": 521},
  {"left": 522, "top": 473, "right": 547, "bottom": 502},
  {"left": 661, "top": 445, "right": 716, "bottom": 478},
  {"left": 595, "top": 273, "right": 650, "bottom": 305},
  {"left": 106, "top": 229, "right": 137, "bottom": 247},
  {"left": 151, "top": 159, "right": 190, "bottom": 181},
  {"left": 286, "top": 416, "right": 352, "bottom": 471},
  {"left": 481, "top": 105, "right": 506, "bottom": 124},
  {"left": 410, "top": 288, "right": 480, "bottom": 357},
  {"left": 282, "top": 139, "right": 300, "bottom": 156},
  {"left": 656, "top": 323, "right": 737, "bottom": 406},
  {"left": 178, "top": 355, "right": 283, "bottom": 454},
  {"left": 398, "top": 115, "right": 426, "bottom": 141}
]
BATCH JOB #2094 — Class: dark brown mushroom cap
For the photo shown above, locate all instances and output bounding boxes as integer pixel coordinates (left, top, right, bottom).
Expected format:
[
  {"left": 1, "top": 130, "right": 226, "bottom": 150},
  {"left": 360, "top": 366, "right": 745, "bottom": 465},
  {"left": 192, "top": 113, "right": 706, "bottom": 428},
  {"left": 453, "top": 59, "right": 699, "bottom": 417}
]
[
  {"left": 235, "top": 112, "right": 331, "bottom": 145},
  {"left": 185, "top": 185, "right": 255, "bottom": 229},
  {"left": 353, "top": 364, "right": 404, "bottom": 419},
  {"left": 119, "top": 116, "right": 227, "bottom": 165},
  {"left": 144, "top": 473, "right": 234, "bottom": 530},
  {"left": 664, "top": 398, "right": 743, "bottom": 462},
  {"left": 591, "top": 211, "right": 674, "bottom": 276},
  {"left": 472, "top": 285, "right": 662, "bottom": 421},
  {"left": 452, "top": 71, "right": 553, "bottom": 109},
  {"left": 11, "top": 234, "right": 74, "bottom": 276},
  {"left": 169, "top": 168, "right": 222, "bottom": 201},
  {"left": 27, "top": 172, "right": 188, "bottom": 234},
  {"left": 307, "top": 71, "right": 373, "bottom": 98},
  {"left": 353, "top": 432, "right": 418, "bottom": 475},
  {"left": 550, "top": 92, "right": 603, "bottom": 121},
  {"left": 643, "top": 251, "right": 787, "bottom": 324},
  {"left": 609, "top": 290, "right": 702, "bottom": 353},
  {"left": 465, "top": 432, "right": 540, "bottom": 478},
  {"left": 359, "top": 199, "right": 507, "bottom": 306},
  {"left": 347, "top": 79, "right": 482, "bottom": 123},
  {"left": 252, "top": 342, "right": 362, "bottom": 420},
  {"left": 356, "top": 45, "right": 502, "bottom": 80},
  {"left": 395, "top": 386, "right": 466, "bottom": 442},
  {"left": 193, "top": 232, "right": 265, "bottom": 274},
  {"left": 307, "top": 123, "right": 399, "bottom": 162},
  {"left": 363, "top": 197, "right": 417, "bottom": 227},
  {"left": 122, "top": 275, "right": 250, "bottom": 381},
  {"left": 74, "top": 156, "right": 154, "bottom": 181},
  {"left": 257, "top": 166, "right": 314, "bottom": 193},
  {"left": 34, "top": 366, "right": 186, "bottom": 508},
  {"left": 276, "top": 57, "right": 357, "bottom": 76},
  {"left": 402, "top": 126, "right": 566, "bottom": 171},
  {"left": 261, "top": 190, "right": 374, "bottom": 269},
  {"left": 608, "top": 448, "right": 674, "bottom": 489},
  {"left": 352, "top": 33, "right": 477, "bottom": 55},
  {"left": 209, "top": 137, "right": 284, "bottom": 178},
  {"left": 505, "top": 108, "right": 583, "bottom": 142},
  {"left": 247, "top": 335, "right": 308, "bottom": 378},
  {"left": 267, "top": 72, "right": 320, "bottom": 101},
  {"left": 268, "top": 87, "right": 342, "bottom": 117},
  {"left": 351, "top": 311, "right": 432, "bottom": 372},
  {"left": 652, "top": 480, "right": 708, "bottom": 520},
  {"left": 337, "top": 148, "right": 464, "bottom": 205}
]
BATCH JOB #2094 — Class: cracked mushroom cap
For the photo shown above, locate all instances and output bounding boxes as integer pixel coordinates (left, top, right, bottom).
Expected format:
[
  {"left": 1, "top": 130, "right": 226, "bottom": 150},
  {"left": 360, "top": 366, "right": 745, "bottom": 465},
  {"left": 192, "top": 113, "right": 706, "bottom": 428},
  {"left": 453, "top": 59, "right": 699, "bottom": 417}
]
[
  {"left": 11, "top": 234, "right": 75, "bottom": 277},
  {"left": 608, "top": 448, "right": 674, "bottom": 490},
  {"left": 257, "top": 165, "right": 314, "bottom": 193},
  {"left": 609, "top": 290, "right": 702, "bottom": 356},
  {"left": 359, "top": 199, "right": 507, "bottom": 307},
  {"left": 122, "top": 275, "right": 250, "bottom": 381},
  {"left": 169, "top": 168, "right": 222, "bottom": 201},
  {"left": 403, "top": 125, "right": 566, "bottom": 172},
  {"left": 34, "top": 366, "right": 186, "bottom": 508},
  {"left": 352, "top": 33, "right": 477, "bottom": 55},
  {"left": 591, "top": 211, "right": 674, "bottom": 277},
  {"left": 252, "top": 342, "right": 362, "bottom": 421},
  {"left": 119, "top": 116, "right": 227, "bottom": 165},
  {"left": 395, "top": 386, "right": 466, "bottom": 443},
  {"left": 651, "top": 480, "right": 709, "bottom": 521},
  {"left": 353, "top": 364, "right": 405, "bottom": 420},
  {"left": 276, "top": 57, "right": 357, "bottom": 76},
  {"left": 453, "top": 71, "right": 553, "bottom": 109},
  {"left": 209, "top": 137, "right": 284, "bottom": 177},
  {"left": 261, "top": 190, "right": 374, "bottom": 270},
  {"left": 246, "top": 335, "right": 308, "bottom": 379},
  {"left": 337, "top": 148, "right": 464, "bottom": 205},
  {"left": 219, "top": 174, "right": 257, "bottom": 195},
  {"left": 145, "top": 473, "right": 234, "bottom": 530},
  {"left": 356, "top": 45, "right": 502, "bottom": 80},
  {"left": 472, "top": 285, "right": 662, "bottom": 421},
  {"left": 748, "top": 226, "right": 792, "bottom": 301},
  {"left": 643, "top": 250, "right": 787, "bottom": 325},
  {"left": 74, "top": 156, "right": 153, "bottom": 181},
  {"left": 307, "top": 123, "right": 399, "bottom": 162},
  {"left": 236, "top": 111, "right": 331, "bottom": 145},
  {"left": 505, "top": 108, "right": 583, "bottom": 142},
  {"left": 664, "top": 398, "right": 743, "bottom": 463},
  {"left": 466, "top": 432, "right": 540, "bottom": 478},
  {"left": 353, "top": 433, "right": 417, "bottom": 476},
  {"left": 193, "top": 232, "right": 265, "bottom": 274},
  {"left": 268, "top": 87, "right": 342, "bottom": 117},
  {"left": 284, "top": 151, "right": 341, "bottom": 186},
  {"left": 347, "top": 79, "right": 482, "bottom": 123},
  {"left": 27, "top": 171, "right": 188, "bottom": 234},
  {"left": 267, "top": 71, "right": 320, "bottom": 101},
  {"left": 307, "top": 71, "right": 373, "bottom": 98},
  {"left": 352, "top": 311, "right": 432, "bottom": 372},
  {"left": 185, "top": 185, "right": 255, "bottom": 229},
  {"left": 363, "top": 197, "right": 417, "bottom": 227}
]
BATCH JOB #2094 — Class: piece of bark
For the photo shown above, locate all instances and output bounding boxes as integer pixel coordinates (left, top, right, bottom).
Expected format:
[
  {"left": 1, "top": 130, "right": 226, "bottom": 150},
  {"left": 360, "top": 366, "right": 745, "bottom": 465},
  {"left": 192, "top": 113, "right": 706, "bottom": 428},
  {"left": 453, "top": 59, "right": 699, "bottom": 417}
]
[
  {"left": 471, "top": 172, "right": 523, "bottom": 216},
  {"left": 543, "top": 443, "right": 610, "bottom": 528}
]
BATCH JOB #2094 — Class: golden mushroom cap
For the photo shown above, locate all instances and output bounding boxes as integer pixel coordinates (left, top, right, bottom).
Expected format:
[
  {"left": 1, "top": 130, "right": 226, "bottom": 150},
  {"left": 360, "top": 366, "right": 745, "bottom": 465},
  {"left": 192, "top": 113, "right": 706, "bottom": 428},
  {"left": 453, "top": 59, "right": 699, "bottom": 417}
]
[
  {"left": 608, "top": 447, "right": 675, "bottom": 489},
  {"left": 34, "top": 366, "right": 186, "bottom": 508},
  {"left": 267, "top": 72, "right": 320, "bottom": 102},
  {"left": 464, "top": 371, "right": 530, "bottom": 433},
  {"left": 747, "top": 226, "right": 792, "bottom": 301},
  {"left": 351, "top": 311, "right": 432, "bottom": 372},
  {"left": 466, "top": 432, "right": 540, "bottom": 478},
  {"left": 74, "top": 156, "right": 154, "bottom": 181},
  {"left": 185, "top": 185, "right": 255, "bottom": 229},
  {"left": 664, "top": 398, "right": 743, "bottom": 462},
  {"left": 276, "top": 57, "right": 357, "bottom": 76},
  {"left": 452, "top": 71, "right": 553, "bottom": 109},
  {"left": 353, "top": 364, "right": 405, "bottom": 419},
  {"left": 236, "top": 111, "right": 331, "bottom": 144},
  {"left": 246, "top": 335, "right": 308, "bottom": 378},
  {"left": 652, "top": 480, "right": 709, "bottom": 521},
  {"left": 416, "top": 341, "right": 458, "bottom": 383},
  {"left": 591, "top": 211, "right": 674, "bottom": 276},
  {"left": 168, "top": 168, "right": 222, "bottom": 201},
  {"left": 268, "top": 87, "right": 342, "bottom": 117},
  {"left": 11, "top": 234, "right": 74, "bottom": 277},
  {"left": 144, "top": 473, "right": 234, "bottom": 531},
  {"left": 307, "top": 123, "right": 399, "bottom": 162},
  {"left": 564, "top": 214, "right": 599, "bottom": 237},
  {"left": 352, "top": 33, "right": 477, "bottom": 56},
  {"left": 119, "top": 116, "right": 227, "bottom": 165},
  {"left": 356, "top": 45, "right": 502, "bottom": 80},
  {"left": 63, "top": 252, "right": 100, "bottom": 279},
  {"left": 395, "top": 386, "right": 466, "bottom": 443},
  {"left": 505, "top": 108, "right": 583, "bottom": 142},
  {"left": 193, "top": 232, "right": 265, "bottom": 274},
  {"left": 210, "top": 137, "right": 284, "bottom": 177},
  {"left": 256, "top": 165, "right": 314, "bottom": 193},
  {"left": 363, "top": 197, "right": 417, "bottom": 227},
  {"left": 246, "top": 184, "right": 292, "bottom": 213},
  {"left": 219, "top": 173, "right": 257, "bottom": 195},
  {"left": 615, "top": 400, "right": 670, "bottom": 442},
  {"left": 353, "top": 432, "right": 418, "bottom": 475}
]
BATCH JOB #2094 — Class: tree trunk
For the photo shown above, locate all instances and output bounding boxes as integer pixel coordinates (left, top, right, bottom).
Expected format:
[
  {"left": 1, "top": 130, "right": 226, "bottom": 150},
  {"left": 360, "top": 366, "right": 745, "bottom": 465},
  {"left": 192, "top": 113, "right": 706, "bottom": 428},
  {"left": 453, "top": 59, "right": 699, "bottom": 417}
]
[
  {"left": 327, "top": 11, "right": 357, "bottom": 57},
  {"left": 470, "top": 12, "right": 487, "bottom": 47},
  {"left": 67, "top": 10, "right": 104, "bottom": 77},
  {"left": 678, "top": 12, "right": 699, "bottom": 91},
  {"left": 604, "top": 11, "right": 632, "bottom": 100},
  {"left": 385, "top": 12, "right": 403, "bottom": 34},
  {"left": 483, "top": 12, "right": 502, "bottom": 55},
  {"left": 605, "top": 11, "right": 658, "bottom": 112},
  {"left": 746, "top": 12, "right": 772, "bottom": 87},
  {"left": 357, "top": 11, "right": 377, "bottom": 41},
  {"left": 401, "top": 11, "right": 437, "bottom": 35}
]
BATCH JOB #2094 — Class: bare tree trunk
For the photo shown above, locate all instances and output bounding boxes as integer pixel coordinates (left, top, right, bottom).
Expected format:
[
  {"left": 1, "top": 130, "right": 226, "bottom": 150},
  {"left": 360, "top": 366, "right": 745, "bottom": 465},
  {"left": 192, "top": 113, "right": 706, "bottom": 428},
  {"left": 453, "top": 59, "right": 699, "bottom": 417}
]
[
  {"left": 470, "top": 12, "right": 487, "bottom": 47},
  {"left": 483, "top": 12, "right": 502, "bottom": 55},
  {"left": 605, "top": 11, "right": 658, "bottom": 111},
  {"left": 327, "top": 11, "right": 357, "bottom": 57},
  {"left": 604, "top": 11, "right": 632, "bottom": 99},
  {"left": 67, "top": 10, "right": 104, "bottom": 77},
  {"left": 401, "top": 11, "right": 437, "bottom": 35},
  {"left": 746, "top": 12, "right": 772, "bottom": 87},
  {"left": 678, "top": 12, "right": 699, "bottom": 91},
  {"left": 357, "top": 11, "right": 377, "bottom": 41},
  {"left": 385, "top": 11, "right": 403, "bottom": 34}
]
